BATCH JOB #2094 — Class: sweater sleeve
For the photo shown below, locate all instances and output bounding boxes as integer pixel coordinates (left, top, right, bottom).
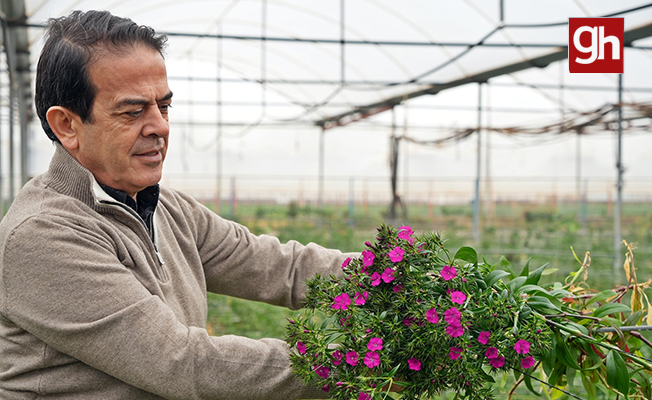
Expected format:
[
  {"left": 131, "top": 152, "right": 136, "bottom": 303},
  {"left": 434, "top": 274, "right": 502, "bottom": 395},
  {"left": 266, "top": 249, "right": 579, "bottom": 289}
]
[
  {"left": 167, "top": 190, "right": 355, "bottom": 309},
  {"left": 0, "top": 215, "right": 329, "bottom": 400}
]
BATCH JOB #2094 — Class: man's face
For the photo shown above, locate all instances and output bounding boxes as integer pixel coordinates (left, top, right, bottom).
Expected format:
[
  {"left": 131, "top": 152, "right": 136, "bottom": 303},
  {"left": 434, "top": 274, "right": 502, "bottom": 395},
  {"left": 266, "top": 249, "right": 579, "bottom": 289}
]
[{"left": 74, "top": 45, "right": 172, "bottom": 197}]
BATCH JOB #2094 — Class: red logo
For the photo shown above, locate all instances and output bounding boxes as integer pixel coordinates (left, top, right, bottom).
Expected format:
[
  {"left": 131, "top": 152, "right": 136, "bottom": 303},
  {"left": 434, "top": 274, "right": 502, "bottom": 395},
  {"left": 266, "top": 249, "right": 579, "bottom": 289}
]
[{"left": 568, "top": 18, "right": 623, "bottom": 73}]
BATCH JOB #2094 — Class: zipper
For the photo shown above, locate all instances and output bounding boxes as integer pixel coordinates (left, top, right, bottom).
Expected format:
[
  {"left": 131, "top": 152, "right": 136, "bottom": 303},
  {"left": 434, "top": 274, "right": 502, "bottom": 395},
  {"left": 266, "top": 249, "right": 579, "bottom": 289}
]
[{"left": 99, "top": 200, "right": 166, "bottom": 267}]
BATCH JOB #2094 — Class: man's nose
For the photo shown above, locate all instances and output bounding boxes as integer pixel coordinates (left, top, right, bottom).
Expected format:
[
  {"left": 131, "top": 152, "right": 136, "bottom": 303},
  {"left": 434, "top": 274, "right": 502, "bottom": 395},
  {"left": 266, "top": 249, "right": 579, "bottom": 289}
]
[{"left": 142, "top": 106, "right": 169, "bottom": 137}]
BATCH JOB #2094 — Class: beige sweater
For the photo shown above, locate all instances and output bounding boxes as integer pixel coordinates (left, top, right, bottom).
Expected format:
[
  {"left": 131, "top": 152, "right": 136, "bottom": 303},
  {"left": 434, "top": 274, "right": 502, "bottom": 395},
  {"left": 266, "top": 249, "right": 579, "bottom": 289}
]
[{"left": 0, "top": 144, "right": 346, "bottom": 399}]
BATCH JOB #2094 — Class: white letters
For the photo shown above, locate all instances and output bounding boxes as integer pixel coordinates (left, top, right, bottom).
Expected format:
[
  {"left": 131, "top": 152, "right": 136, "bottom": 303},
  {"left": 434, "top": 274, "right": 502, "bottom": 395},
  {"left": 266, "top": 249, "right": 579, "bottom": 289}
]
[{"left": 573, "top": 25, "right": 621, "bottom": 64}]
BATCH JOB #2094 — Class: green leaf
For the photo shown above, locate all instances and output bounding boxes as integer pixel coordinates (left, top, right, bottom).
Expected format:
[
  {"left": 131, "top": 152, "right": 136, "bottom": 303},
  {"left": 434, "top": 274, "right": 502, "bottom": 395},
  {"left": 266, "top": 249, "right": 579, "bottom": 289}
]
[
  {"left": 548, "top": 360, "right": 566, "bottom": 386},
  {"left": 592, "top": 303, "right": 632, "bottom": 319},
  {"left": 623, "top": 309, "right": 643, "bottom": 327},
  {"left": 498, "top": 256, "right": 515, "bottom": 278},
  {"left": 606, "top": 350, "right": 629, "bottom": 398},
  {"left": 555, "top": 334, "right": 580, "bottom": 370},
  {"left": 585, "top": 290, "right": 617, "bottom": 307},
  {"left": 519, "top": 258, "right": 531, "bottom": 277},
  {"left": 524, "top": 263, "right": 549, "bottom": 286},
  {"left": 581, "top": 373, "right": 597, "bottom": 399},
  {"left": 523, "top": 373, "right": 541, "bottom": 397},
  {"left": 507, "top": 276, "right": 527, "bottom": 293},
  {"left": 485, "top": 270, "right": 510, "bottom": 287},
  {"left": 454, "top": 246, "right": 477, "bottom": 265},
  {"left": 527, "top": 296, "right": 562, "bottom": 314}
]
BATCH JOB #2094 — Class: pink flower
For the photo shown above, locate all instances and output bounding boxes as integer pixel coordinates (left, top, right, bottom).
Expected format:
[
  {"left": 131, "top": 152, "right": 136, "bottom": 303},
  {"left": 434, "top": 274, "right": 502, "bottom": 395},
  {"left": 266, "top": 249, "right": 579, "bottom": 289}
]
[
  {"left": 367, "top": 337, "right": 383, "bottom": 351},
  {"left": 359, "top": 393, "right": 371, "bottom": 400},
  {"left": 521, "top": 356, "right": 536, "bottom": 369},
  {"left": 478, "top": 331, "right": 491, "bottom": 345},
  {"left": 354, "top": 291, "right": 368, "bottom": 306},
  {"left": 444, "top": 307, "right": 461, "bottom": 325},
  {"left": 332, "top": 350, "right": 343, "bottom": 366},
  {"left": 370, "top": 272, "right": 382, "bottom": 286},
  {"left": 408, "top": 358, "right": 421, "bottom": 371},
  {"left": 297, "top": 342, "right": 306, "bottom": 354},
  {"left": 365, "top": 241, "right": 372, "bottom": 247},
  {"left": 402, "top": 318, "right": 413, "bottom": 327},
  {"left": 364, "top": 352, "right": 380, "bottom": 368},
  {"left": 392, "top": 284, "right": 404, "bottom": 293},
  {"left": 322, "top": 385, "right": 330, "bottom": 392},
  {"left": 398, "top": 226, "right": 415, "bottom": 244},
  {"left": 388, "top": 247, "right": 405, "bottom": 263},
  {"left": 440, "top": 265, "right": 457, "bottom": 281},
  {"left": 450, "top": 291, "right": 467, "bottom": 305},
  {"left": 341, "top": 257, "right": 351, "bottom": 269},
  {"left": 346, "top": 351, "right": 359, "bottom": 366},
  {"left": 446, "top": 324, "right": 464, "bottom": 337},
  {"left": 332, "top": 293, "right": 351, "bottom": 310},
  {"left": 362, "top": 250, "right": 375, "bottom": 267},
  {"left": 489, "top": 356, "right": 505, "bottom": 368},
  {"left": 449, "top": 347, "right": 463, "bottom": 360},
  {"left": 514, "top": 339, "right": 531, "bottom": 355},
  {"left": 381, "top": 268, "right": 395, "bottom": 283},
  {"left": 314, "top": 365, "right": 329, "bottom": 378},
  {"left": 426, "top": 308, "right": 439, "bottom": 324},
  {"left": 485, "top": 347, "right": 498, "bottom": 359}
]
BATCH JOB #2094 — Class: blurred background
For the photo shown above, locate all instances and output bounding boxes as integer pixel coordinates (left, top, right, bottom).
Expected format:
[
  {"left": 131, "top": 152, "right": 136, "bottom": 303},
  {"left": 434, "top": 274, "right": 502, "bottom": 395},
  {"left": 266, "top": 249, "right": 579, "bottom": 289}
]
[{"left": 0, "top": 0, "right": 651, "bottom": 367}]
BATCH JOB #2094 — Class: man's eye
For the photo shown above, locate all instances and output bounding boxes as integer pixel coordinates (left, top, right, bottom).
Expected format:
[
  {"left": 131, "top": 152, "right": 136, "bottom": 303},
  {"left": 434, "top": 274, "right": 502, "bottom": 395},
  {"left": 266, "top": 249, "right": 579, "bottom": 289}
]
[
  {"left": 126, "top": 109, "right": 143, "bottom": 117},
  {"left": 160, "top": 104, "right": 171, "bottom": 113}
]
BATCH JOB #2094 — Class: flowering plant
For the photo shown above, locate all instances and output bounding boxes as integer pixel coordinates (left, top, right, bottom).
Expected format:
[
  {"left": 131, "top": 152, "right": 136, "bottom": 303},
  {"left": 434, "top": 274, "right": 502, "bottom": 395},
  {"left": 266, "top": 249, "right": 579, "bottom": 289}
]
[{"left": 286, "top": 225, "right": 652, "bottom": 399}]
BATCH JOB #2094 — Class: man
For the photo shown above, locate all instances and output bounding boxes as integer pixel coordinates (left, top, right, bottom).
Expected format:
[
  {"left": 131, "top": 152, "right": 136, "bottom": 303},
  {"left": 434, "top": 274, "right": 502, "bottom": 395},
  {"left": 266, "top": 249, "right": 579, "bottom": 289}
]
[{"left": 0, "top": 10, "right": 350, "bottom": 399}]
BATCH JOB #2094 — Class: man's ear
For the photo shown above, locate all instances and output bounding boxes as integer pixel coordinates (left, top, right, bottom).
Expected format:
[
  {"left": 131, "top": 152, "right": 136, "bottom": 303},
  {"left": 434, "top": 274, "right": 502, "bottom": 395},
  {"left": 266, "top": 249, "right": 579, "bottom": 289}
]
[{"left": 45, "top": 106, "right": 82, "bottom": 150}]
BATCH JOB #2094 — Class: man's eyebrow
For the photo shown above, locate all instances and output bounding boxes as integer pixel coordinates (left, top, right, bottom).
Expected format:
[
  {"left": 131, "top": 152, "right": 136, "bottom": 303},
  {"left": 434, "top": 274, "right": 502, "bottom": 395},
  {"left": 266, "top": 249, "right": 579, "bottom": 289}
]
[
  {"left": 158, "top": 91, "right": 173, "bottom": 103},
  {"left": 114, "top": 92, "right": 173, "bottom": 109}
]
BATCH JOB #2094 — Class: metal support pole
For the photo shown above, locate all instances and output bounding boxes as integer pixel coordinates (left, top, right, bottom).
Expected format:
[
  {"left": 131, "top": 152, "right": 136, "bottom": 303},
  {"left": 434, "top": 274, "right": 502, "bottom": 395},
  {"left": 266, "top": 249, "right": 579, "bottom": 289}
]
[
  {"left": 473, "top": 83, "right": 483, "bottom": 246},
  {"left": 613, "top": 74, "right": 624, "bottom": 279},
  {"left": 318, "top": 127, "right": 325, "bottom": 207},
  {"left": 215, "top": 27, "right": 223, "bottom": 214},
  {"left": 4, "top": 23, "right": 16, "bottom": 204},
  {"left": 18, "top": 76, "right": 27, "bottom": 186}
]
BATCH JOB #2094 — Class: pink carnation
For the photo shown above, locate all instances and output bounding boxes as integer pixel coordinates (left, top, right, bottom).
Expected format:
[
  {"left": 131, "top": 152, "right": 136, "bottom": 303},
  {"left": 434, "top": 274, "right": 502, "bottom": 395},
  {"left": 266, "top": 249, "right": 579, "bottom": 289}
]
[
  {"left": 364, "top": 352, "right": 380, "bottom": 368},
  {"left": 449, "top": 347, "right": 463, "bottom": 360},
  {"left": 358, "top": 393, "right": 371, "bottom": 400},
  {"left": 485, "top": 347, "right": 498, "bottom": 359},
  {"left": 346, "top": 351, "right": 359, "bottom": 366},
  {"left": 478, "top": 331, "right": 491, "bottom": 345},
  {"left": 297, "top": 341, "right": 306, "bottom": 354},
  {"left": 314, "top": 365, "right": 329, "bottom": 378},
  {"left": 398, "top": 226, "right": 415, "bottom": 244},
  {"left": 440, "top": 265, "right": 457, "bottom": 281},
  {"left": 354, "top": 291, "right": 368, "bottom": 306},
  {"left": 489, "top": 356, "right": 505, "bottom": 368},
  {"left": 370, "top": 272, "right": 382, "bottom": 286},
  {"left": 362, "top": 250, "right": 375, "bottom": 267},
  {"left": 341, "top": 257, "right": 351, "bottom": 269},
  {"left": 382, "top": 268, "right": 395, "bottom": 283},
  {"left": 446, "top": 324, "right": 464, "bottom": 337},
  {"left": 514, "top": 339, "right": 531, "bottom": 355},
  {"left": 332, "top": 293, "right": 351, "bottom": 310},
  {"left": 450, "top": 291, "right": 467, "bottom": 305},
  {"left": 443, "top": 307, "right": 461, "bottom": 325},
  {"left": 407, "top": 357, "right": 421, "bottom": 371},
  {"left": 332, "top": 350, "right": 343, "bottom": 366},
  {"left": 426, "top": 308, "right": 439, "bottom": 324},
  {"left": 367, "top": 337, "right": 383, "bottom": 351},
  {"left": 388, "top": 247, "right": 405, "bottom": 263},
  {"left": 521, "top": 356, "right": 536, "bottom": 369}
]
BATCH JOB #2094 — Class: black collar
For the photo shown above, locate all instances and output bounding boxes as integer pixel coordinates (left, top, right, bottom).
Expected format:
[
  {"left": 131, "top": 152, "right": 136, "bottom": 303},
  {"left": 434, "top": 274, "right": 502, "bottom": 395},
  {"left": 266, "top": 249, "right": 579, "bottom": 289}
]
[{"left": 99, "top": 184, "right": 160, "bottom": 224}]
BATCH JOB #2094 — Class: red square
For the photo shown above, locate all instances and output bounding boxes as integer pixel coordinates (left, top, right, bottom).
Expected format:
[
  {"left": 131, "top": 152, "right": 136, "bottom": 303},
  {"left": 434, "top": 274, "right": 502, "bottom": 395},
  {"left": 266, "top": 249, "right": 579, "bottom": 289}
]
[{"left": 568, "top": 18, "right": 623, "bottom": 73}]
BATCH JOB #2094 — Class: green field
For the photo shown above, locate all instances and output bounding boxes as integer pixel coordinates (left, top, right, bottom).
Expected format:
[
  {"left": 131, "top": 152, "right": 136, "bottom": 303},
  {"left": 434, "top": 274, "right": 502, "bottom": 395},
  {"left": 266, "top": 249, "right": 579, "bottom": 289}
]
[{"left": 206, "top": 200, "right": 652, "bottom": 399}]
